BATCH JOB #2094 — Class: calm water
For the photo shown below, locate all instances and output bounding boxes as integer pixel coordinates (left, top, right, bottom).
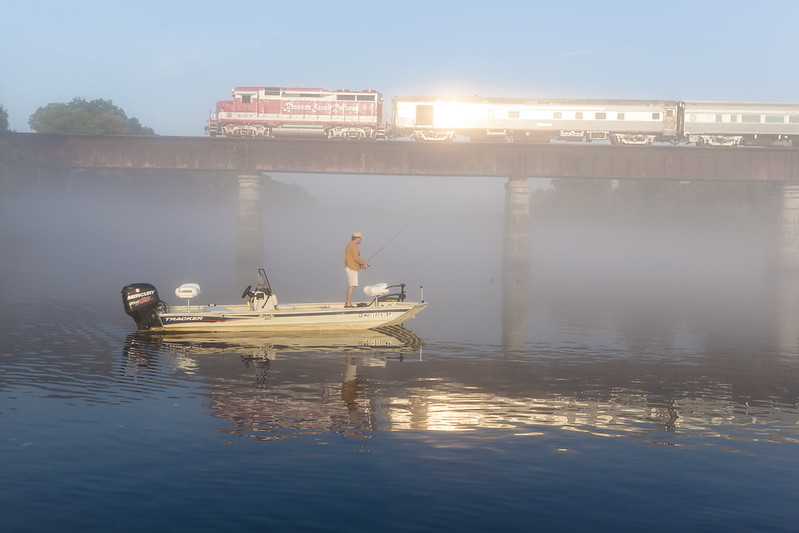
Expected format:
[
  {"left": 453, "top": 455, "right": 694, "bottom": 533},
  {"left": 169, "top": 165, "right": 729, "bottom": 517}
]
[{"left": 2, "top": 175, "right": 799, "bottom": 531}]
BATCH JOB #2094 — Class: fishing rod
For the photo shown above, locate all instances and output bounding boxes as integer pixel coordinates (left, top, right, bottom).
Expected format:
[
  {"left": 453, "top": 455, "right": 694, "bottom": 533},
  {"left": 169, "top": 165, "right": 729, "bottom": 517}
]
[{"left": 366, "top": 224, "right": 410, "bottom": 263}]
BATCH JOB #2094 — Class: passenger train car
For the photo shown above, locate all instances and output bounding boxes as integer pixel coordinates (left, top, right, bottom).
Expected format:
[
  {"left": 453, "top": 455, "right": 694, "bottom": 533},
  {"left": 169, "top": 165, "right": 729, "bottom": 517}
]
[
  {"left": 391, "top": 96, "right": 680, "bottom": 144},
  {"left": 680, "top": 101, "right": 799, "bottom": 147},
  {"left": 393, "top": 96, "right": 799, "bottom": 146},
  {"left": 207, "top": 86, "right": 799, "bottom": 147}
]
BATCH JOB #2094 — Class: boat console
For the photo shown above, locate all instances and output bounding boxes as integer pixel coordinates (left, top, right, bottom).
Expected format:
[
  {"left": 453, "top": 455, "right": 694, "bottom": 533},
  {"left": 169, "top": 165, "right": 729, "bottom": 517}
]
[{"left": 241, "top": 268, "right": 278, "bottom": 310}]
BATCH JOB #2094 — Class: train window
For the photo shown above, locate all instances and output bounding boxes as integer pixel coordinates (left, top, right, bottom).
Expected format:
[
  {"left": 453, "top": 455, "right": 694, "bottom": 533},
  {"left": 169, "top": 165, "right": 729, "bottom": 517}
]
[
  {"left": 356, "top": 95, "right": 376, "bottom": 101},
  {"left": 241, "top": 95, "right": 251, "bottom": 104},
  {"left": 509, "top": 111, "right": 520, "bottom": 119},
  {"left": 730, "top": 115, "right": 738, "bottom": 123},
  {"left": 264, "top": 88, "right": 281, "bottom": 96},
  {"left": 665, "top": 109, "right": 674, "bottom": 117},
  {"left": 595, "top": 112, "right": 606, "bottom": 120},
  {"left": 715, "top": 114, "right": 723, "bottom": 122},
  {"left": 765, "top": 115, "right": 785, "bottom": 123},
  {"left": 299, "top": 93, "right": 321, "bottom": 98},
  {"left": 617, "top": 113, "right": 625, "bottom": 120},
  {"left": 575, "top": 112, "right": 583, "bottom": 119},
  {"left": 554, "top": 112, "right": 562, "bottom": 119},
  {"left": 652, "top": 112, "right": 660, "bottom": 120},
  {"left": 416, "top": 105, "right": 435, "bottom": 126},
  {"left": 742, "top": 114, "right": 761, "bottom": 123},
  {"left": 790, "top": 116, "right": 799, "bottom": 124},
  {"left": 337, "top": 95, "right": 356, "bottom": 101}
]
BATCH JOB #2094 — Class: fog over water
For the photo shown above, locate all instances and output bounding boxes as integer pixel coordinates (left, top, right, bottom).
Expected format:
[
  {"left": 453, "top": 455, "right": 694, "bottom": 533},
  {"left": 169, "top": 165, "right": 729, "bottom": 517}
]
[
  {"left": 1, "top": 170, "right": 508, "bottom": 341},
  {"left": 0, "top": 169, "right": 779, "bottom": 344}
]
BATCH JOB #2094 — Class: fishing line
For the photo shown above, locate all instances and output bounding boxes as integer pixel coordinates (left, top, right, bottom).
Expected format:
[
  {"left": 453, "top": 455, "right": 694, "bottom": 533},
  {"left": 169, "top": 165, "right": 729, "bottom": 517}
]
[{"left": 366, "top": 223, "right": 411, "bottom": 263}]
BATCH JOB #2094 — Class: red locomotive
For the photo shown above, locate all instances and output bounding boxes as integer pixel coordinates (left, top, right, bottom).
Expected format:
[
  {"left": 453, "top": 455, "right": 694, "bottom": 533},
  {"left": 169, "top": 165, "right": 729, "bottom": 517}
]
[{"left": 207, "top": 86, "right": 386, "bottom": 140}]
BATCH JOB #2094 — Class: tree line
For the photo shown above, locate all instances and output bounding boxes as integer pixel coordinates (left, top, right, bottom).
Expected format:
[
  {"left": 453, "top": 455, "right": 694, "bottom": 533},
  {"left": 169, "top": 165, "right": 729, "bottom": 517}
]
[
  {"left": 2, "top": 98, "right": 154, "bottom": 135},
  {"left": 1, "top": 98, "right": 154, "bottom": 186},
  {"left": 532, "top": 178, "right": 776, "bottom": 232}
]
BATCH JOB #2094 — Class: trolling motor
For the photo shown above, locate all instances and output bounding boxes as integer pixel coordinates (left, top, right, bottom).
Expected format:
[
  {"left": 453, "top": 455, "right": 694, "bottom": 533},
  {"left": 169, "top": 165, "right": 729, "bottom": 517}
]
[{"left": 381, "top": 283, "right": 407, "bottom": 302}]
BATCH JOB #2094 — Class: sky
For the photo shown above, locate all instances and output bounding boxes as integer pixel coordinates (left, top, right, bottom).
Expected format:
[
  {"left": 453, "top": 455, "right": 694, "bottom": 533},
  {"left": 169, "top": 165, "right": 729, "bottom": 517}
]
[{"left": 2, "top": 0, "right": 798, "bottom": 137}]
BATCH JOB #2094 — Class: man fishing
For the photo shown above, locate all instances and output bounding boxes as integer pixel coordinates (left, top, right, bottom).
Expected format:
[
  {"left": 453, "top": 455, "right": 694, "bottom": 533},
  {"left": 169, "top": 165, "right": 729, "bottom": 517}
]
[{"left": 344, "top": 232, "right": 368, "bottom": 307}]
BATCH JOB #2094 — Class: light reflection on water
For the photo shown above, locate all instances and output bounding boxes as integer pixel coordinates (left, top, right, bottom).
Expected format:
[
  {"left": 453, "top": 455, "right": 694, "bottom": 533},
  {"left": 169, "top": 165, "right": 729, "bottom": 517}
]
[{"left": 4, "top": 299, "right": 796, "bottom": 450}]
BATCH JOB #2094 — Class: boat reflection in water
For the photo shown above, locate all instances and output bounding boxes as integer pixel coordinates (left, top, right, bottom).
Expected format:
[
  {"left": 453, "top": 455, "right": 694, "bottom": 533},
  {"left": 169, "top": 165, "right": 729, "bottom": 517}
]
[
  {"left": 122, "top": 326, "right": 424, "bottom": 441},
  {"left": 121, "top": 324, "right": 799, "bottom": 448}
]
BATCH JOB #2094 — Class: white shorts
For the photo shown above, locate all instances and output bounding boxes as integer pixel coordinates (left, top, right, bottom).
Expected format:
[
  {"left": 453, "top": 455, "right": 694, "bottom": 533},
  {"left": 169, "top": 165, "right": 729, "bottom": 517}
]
[{"left": 346, "top": 267, "right": 359, "bottom": 287}]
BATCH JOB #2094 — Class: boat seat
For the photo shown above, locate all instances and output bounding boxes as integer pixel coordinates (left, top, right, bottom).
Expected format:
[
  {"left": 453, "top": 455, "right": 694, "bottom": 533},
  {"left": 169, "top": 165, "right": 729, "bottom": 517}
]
[{"left": 364, "top": 283, "right": 389, "bottom": 297}]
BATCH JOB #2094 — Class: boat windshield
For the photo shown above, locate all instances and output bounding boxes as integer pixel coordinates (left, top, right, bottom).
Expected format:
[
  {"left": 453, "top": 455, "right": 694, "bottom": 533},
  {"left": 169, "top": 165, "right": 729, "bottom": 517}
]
[{"left": 257, "top": 268, "right": 272, "bottom": 294}]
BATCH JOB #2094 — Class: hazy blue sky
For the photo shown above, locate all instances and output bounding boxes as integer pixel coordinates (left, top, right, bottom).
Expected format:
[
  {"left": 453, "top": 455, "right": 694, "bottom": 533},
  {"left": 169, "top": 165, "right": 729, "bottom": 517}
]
[{"left": 2, "top": 0, "right": 798, "bottom": 137}]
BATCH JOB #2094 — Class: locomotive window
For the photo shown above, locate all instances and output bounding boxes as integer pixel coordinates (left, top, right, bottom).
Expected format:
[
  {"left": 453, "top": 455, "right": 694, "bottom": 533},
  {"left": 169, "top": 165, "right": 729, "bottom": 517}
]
[
  {"left": 553, "top": 112, "right": 562, "bottom": 119},
  {"left": 595, "top": 112, "right": 606, "bottom": 119},
  {"left": 765, "top": 115, "right": 785, "bottom": 123},
  {"left": 241, "top": 95, "right": 251, "bottom": 104},
  {"left": 617, "top": 113, "right": 625, "bottom": 120},
  {"left": 264, "top": 88, "right": 280, "bottom": 95},
  {"left": 665, "top": 109, "right": 674, "bottom": 117},
  {"left": 652, "top": 112, "right": 660, "bottom": 120},
  {"left": 575, "top": 112, "right": 583, "bottom": 119},
  {"left": 356, "top": 95, "right": 375, "bottom": 101},
  {"left": 338, "top": 95, "right": 356, "bottom": 101},
  {"left": 509, "top": 111, "right": 520, "bottom": 119},
  {"left": 299, "top": 93, "right": 321, "bottom": 98},
  {"left": 742, "top": 114, "right": 761, "bottom": 123}
]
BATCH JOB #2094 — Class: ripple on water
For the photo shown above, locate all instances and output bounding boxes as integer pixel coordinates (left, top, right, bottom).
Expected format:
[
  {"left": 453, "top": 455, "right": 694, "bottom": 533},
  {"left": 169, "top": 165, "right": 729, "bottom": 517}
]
[{"left": 0, "top": 299, "right": 201, "bottom": 408}]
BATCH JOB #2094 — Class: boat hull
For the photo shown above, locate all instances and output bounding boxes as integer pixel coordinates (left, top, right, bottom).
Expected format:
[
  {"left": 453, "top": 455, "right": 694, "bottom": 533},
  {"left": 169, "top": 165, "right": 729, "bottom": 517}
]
[{"left": 149, "top": 301, "right": 427, "bottom": 333}]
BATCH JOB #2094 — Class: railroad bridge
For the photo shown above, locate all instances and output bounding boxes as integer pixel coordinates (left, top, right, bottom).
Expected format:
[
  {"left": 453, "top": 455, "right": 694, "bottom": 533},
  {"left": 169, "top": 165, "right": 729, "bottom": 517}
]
[
  {"left": 5, "top": 132, "right": 799, "bottom": 180},
  {"left": 6, "top": 131, "right": 799, "bottom": 252}
]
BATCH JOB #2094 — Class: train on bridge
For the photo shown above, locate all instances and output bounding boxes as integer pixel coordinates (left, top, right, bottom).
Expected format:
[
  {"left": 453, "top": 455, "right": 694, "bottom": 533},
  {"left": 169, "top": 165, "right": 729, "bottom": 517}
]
[{"left": 207, "top": 86, "right": 799, "bottom": 148}]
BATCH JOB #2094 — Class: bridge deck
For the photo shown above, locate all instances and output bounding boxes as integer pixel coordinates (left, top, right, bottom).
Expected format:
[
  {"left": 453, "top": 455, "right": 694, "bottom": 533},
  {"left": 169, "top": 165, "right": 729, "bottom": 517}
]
[{"left": 4, "top": 132, "right": 799, "bottom": 181}]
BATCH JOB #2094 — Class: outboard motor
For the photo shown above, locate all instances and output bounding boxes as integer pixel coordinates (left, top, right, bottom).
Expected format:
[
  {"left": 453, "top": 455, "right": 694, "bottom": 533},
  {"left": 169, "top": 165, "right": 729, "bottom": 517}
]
[{"left": 122, "top": 283, "right": 163, "bottom": 330}]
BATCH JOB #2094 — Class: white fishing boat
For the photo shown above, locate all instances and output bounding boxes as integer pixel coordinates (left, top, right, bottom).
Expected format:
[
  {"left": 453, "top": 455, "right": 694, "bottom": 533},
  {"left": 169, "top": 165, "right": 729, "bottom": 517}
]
[{"left": 122, "top": 268, "right": 427, "bottom": 333}]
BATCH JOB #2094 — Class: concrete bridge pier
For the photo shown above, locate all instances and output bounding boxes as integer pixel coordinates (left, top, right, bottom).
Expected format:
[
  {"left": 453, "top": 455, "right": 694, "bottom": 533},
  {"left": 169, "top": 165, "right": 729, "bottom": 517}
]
[
  {"left": 777, "top": 184, "right": 799, "bottom": 271},
  {"left": 502, "top": 175, "right": 531, "bottom": 352},
  {"left": 235, "top": 174, "right": 264, "bottom": 286}
]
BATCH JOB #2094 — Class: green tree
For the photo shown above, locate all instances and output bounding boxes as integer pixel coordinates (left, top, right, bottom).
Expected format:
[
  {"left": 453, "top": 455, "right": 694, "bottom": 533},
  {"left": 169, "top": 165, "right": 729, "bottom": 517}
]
[
  {"left": 0, "top": 104, "right": 9, "bottom": 133},
  {"left": 28, "top": 97, "right": 155, "bottom": 135},
  {"left": 1, "top": 104, "right": 21, "bottom": 186}
]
